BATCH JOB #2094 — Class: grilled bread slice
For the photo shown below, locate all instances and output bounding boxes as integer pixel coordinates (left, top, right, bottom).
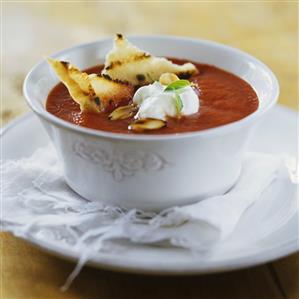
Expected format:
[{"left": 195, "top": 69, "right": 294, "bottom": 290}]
[
  {"left": 89, "top": 74, "right": 134, "bottom": 110},
  {"left": 48, "top": 58, "right": 134, "bottom": 112},
  {"left": 47, "top": 58, "right": 100, "bottom": 112},
  {"left": 102, "top": 34, "right": 198, "bottom": 85}
]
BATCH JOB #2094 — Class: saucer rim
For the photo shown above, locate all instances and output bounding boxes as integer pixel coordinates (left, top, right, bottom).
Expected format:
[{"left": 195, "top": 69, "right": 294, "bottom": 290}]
[{"left": 2, "top": 106, "right": 299, "bottom": 275}]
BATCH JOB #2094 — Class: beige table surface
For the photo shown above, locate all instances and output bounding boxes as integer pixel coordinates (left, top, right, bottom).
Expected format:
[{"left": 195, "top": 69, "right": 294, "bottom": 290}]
[{"left": 1, "top": 2, "right": 298, "bottom": 298}]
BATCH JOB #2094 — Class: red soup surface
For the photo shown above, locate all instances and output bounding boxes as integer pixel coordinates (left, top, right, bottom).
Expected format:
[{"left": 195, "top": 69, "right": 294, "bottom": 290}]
[{"left": 46, "top": 59, "right": 259, "bottom": 134}]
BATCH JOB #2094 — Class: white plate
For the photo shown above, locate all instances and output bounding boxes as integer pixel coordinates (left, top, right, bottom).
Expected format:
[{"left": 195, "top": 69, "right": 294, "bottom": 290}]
[{"left": 2, "top": 105, "right": 299, "bottom": 274}]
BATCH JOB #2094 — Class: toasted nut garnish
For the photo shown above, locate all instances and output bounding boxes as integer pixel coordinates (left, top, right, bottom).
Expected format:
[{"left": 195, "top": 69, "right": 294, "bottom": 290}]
[
  {"left": 109, "top": 104, "right": 138, "bottom": 120},
  {"left": 129, "top": 119, "right": 166, "bottom": 132},
  {"left": 159, "top": 73, "right": 180, "bottom": 85}
]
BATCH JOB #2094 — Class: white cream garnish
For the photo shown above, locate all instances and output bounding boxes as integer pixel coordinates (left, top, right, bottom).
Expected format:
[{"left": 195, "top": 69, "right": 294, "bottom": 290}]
[
  {"left": 133, "top": 81, "right": 199, "bottom": 121},
  {"left": 133, "top": 81, "right": 164, "bottom": 106}
]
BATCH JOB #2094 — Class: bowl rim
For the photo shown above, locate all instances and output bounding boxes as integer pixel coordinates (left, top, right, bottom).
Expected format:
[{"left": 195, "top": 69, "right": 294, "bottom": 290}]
[{"left": 23, "top": 35, "right": 280, "bottom": 141}]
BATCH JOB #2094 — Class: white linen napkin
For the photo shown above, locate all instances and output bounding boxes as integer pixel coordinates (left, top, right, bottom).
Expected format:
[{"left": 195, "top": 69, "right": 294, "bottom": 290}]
[{"left": 1, "top": 145, "right": 297, "bottom": 289}]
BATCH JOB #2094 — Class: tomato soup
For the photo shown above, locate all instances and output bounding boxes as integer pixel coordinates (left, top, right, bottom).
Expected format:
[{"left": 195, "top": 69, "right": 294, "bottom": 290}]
[{"left": 46, "top": 59, "right": 259, "bottom": 134}]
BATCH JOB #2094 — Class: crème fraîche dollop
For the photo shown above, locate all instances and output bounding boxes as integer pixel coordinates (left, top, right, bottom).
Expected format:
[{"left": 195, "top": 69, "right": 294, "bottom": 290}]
[{"left": 133, "top": 81, "right": 200, "bottom": 121}]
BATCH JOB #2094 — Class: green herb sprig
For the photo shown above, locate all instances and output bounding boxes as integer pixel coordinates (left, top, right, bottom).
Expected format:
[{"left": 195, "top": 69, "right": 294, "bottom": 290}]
[
  {"left": 164, "top": 79, "right": 190, "bottom": 91},
  {"left": 164, "top": 79, "right": 191, "bottom": 114},
  {"left": 174, "top": 93, "right": 183, "bottom": 113}
]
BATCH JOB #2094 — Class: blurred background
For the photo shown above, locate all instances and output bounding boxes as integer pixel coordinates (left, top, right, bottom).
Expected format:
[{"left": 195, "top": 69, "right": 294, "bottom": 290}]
[{"left": 2, "top": 1, "right": 298, "bottom": 125}]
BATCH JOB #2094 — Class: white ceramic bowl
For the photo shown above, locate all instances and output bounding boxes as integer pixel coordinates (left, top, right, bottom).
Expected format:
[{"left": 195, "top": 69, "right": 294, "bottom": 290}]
[{"left": 24, "top": 36, "right": 279, "bottom": 210}]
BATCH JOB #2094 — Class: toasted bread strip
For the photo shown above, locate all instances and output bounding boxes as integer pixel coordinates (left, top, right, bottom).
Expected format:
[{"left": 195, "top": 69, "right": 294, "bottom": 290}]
[
  {"left": 102, "top": 34, "right": 198, "bottom": 85},
  {"left": 47, "top": 58, "right": 100, "bottom": 112},
  {"left": 68, "top": 65, "right": 94, "bottom": 95},
  {"left": 48, "top": 58, "right": 134, "bottom": 112},
  {"left": 89, "top": 74, "right": 134, "bottom": 109}
]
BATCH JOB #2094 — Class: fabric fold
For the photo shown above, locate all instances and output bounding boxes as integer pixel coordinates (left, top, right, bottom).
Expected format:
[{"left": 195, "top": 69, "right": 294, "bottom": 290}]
[{"left": 1, "top": 145, "right": 298, "bottom": 288}]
